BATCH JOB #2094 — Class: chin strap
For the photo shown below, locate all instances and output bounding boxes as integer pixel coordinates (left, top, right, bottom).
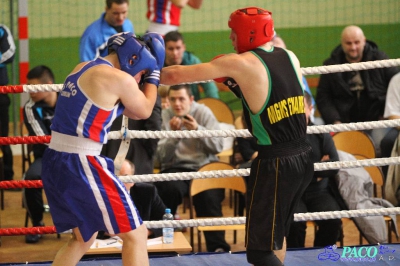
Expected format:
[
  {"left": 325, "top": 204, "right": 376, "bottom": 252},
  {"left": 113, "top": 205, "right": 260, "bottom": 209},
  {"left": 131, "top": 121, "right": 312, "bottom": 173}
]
[{"left": 113, "top": 115, "right": 131, "bottom": 175}]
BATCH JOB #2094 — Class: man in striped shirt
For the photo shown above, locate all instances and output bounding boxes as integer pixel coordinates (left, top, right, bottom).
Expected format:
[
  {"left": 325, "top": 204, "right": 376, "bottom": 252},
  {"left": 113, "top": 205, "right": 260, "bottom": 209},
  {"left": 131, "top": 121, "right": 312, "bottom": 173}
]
[{"left": 146, "top": 0, "right": 203, "bottom": 35}]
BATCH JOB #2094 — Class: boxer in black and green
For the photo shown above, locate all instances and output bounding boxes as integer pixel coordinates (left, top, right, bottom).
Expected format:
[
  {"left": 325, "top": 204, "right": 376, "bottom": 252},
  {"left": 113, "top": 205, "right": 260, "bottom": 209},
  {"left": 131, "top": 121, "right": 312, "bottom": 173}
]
[
  {"left": 240, "top": 47, "right": 314, "bottom": 265},
  {"left": 161, "top": 6, "right": 314, "bottom": 266}
]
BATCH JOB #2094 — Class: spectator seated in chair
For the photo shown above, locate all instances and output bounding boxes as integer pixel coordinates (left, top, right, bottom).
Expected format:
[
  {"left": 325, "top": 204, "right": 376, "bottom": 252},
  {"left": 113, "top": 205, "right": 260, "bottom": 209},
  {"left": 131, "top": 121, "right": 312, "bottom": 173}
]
[
  {"left": 286, "top": 92, "right": 342, "bottom": 248},
  {"left": 23, "top": 65, "right": 57, "bottom": 244},
  {"left": 154, "top": 84, "right": 230, "bottom": 252}
]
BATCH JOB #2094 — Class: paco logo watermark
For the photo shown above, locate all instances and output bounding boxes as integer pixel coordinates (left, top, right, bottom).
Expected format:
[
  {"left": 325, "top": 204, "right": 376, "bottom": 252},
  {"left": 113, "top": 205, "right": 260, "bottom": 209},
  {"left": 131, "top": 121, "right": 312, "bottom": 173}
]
[{"left": 317, "top": 244, "right": 396, "bottom": 262}]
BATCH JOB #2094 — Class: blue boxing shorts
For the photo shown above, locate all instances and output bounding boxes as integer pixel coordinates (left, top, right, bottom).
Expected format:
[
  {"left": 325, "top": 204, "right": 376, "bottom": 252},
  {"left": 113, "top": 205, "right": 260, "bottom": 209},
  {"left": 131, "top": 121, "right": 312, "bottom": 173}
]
[{"left": 41, "top": 132, "right": 142, "bottom": 242}]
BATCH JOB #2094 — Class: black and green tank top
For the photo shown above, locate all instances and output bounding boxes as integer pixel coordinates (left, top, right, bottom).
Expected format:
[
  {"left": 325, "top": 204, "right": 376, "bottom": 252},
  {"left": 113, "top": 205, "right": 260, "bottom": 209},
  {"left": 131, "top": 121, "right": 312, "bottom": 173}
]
[{"left": 241, "top": 47, "right": 307, "bottom": 145}]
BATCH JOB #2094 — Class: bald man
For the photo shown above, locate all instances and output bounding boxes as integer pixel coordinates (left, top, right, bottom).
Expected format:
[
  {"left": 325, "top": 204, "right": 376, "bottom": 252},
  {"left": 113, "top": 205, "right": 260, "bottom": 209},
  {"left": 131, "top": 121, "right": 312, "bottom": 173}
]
[
  {"left": 340, "top": 26, "right": 366, "bottom": 63},
  {"left": 316, "top": 25, "right": 399, "bottom": 146}
]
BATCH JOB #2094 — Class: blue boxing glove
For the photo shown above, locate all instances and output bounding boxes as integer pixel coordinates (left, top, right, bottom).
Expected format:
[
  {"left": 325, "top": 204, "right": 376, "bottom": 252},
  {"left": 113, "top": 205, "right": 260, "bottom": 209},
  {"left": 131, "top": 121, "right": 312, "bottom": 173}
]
[
  {"left": 142, "top": 32, "right": 165, "bottom": 86},
  {"left": 142, "top": 32, "right": 165, "bottom": 70}
]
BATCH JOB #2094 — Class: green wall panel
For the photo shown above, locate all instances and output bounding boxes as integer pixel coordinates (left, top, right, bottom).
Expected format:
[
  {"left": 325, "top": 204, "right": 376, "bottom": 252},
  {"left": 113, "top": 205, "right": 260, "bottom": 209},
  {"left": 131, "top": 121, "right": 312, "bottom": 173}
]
[
  {"left": 30, "top": 23, "right": 400, "bottom": 84},
  {"left": 30, "top": 37, "right": 80, "bottom": 84},
  {"left": 183, "top": 24, "right": 400, "bottom": 69},
  {"left": 28, "top": 24, "right": 400, "bottom": 113}
]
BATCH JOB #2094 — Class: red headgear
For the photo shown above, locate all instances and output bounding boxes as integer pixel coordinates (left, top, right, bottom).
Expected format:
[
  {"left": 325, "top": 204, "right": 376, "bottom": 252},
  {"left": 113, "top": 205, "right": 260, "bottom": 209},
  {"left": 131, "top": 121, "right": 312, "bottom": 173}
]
[{"left": 228, "top": 7, "right": 274, "bottom": 54}]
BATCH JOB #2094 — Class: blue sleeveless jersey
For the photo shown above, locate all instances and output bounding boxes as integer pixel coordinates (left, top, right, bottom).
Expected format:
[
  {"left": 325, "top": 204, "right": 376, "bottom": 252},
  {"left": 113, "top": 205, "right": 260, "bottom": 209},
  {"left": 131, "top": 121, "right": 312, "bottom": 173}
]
[
  {"left": 42, "top": 58, "right": 142, "bottom": 241},
  {"left": 51, "top": 57, "right": 124, "bottom": 143}
]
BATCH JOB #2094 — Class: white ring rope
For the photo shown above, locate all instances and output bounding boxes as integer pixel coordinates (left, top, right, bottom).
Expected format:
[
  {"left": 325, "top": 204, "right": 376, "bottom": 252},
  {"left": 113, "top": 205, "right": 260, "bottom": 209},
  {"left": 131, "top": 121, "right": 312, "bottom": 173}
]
[
  {"left": 119, "top": 156, "right": 400, "bottom": 184},
  {"left": 306, "top": 120, "right": 400, "bottom": 134},
  {"left": 144, "top": 207, "right": 400, "bottom": 229},
  {"left": 108, "top": 128, "right": 251, "bottom": 140},
  {"left": 20, "top": 59, "right": 400, "bottom": 93},
  {"left": 107, "top": 119, "right": 400, "bottom": 140},
  {"left": 301, "top": 58, "right": 400, "bottom": 75},
  {"left": 14, "top": 59, "right": 400, "bottom": 234},
  {"left": 120, "top": 168, "right": 250, "bottom": 183}
]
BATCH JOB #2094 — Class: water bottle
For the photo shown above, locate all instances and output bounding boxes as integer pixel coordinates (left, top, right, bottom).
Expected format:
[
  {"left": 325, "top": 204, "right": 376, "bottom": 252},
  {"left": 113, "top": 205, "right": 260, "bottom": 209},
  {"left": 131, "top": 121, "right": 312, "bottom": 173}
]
[{"left": 162, "top": 208, "right": 174, "bottom": 244}]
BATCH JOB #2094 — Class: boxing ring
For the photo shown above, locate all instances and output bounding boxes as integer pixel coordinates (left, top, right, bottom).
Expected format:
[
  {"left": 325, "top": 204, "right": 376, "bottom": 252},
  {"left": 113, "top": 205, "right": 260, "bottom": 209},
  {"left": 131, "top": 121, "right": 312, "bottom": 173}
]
[
  {"left": 1, "top": 59, "right": 400, "bottom": 265},
  {"left": 2, "top": 246, "right": 400, "bottom": 265}
]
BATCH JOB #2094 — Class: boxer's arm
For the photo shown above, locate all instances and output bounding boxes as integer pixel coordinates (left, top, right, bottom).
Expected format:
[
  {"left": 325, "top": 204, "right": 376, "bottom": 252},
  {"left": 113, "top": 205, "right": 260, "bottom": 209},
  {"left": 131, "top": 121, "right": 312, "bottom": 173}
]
[{"left": 160, "top": 53, "right": 242, "bottom": 86}]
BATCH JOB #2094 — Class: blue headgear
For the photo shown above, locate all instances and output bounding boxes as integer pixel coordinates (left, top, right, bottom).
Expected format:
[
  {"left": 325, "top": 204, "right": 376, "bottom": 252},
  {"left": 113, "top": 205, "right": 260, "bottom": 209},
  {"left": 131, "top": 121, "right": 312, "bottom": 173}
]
[{"left": 107, "top": 32, "right": 157, "bottom": 77}]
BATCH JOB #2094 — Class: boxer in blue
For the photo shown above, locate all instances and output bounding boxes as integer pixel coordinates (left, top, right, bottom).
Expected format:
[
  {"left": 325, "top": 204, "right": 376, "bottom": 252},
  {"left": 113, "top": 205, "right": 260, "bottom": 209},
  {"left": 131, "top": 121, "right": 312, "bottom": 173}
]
[{"left": 41, "top": 32, "right": 164, "bottom": 266}]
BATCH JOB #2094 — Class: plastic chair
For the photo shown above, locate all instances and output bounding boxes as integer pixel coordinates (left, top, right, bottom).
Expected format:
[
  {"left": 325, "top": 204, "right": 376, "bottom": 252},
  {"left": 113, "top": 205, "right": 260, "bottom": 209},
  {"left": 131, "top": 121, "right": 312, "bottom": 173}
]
[
  {"left": 234, "top": 115, "right": 244, "bottom": 130},
  {"left": 189, "top": 162, "right": 246, "bottom": 251},
  {"left": 332, "top": 131, "right": 376, "bottom": 159},
  {"left": 197, "top": 98, "right": 235, "bottom": 125}
]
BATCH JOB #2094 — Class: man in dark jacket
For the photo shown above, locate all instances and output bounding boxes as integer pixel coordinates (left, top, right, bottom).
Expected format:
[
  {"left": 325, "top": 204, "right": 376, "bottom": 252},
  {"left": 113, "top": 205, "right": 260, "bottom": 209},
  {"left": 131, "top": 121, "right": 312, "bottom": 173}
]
[
  {"left": 0, "top": 24, "right": 16, "bottom": 181},
  {"left": 316, "top": 25, "right": 399, "bottom": 126},
  {"left": 23, "top": 65, "right": 57, "bottom": 243},
  {"left": 119, "top": 159, "right": 166, "bottom": 239},
  {"left": 130, "top": 182, "right": 166, "bottom": 238}
]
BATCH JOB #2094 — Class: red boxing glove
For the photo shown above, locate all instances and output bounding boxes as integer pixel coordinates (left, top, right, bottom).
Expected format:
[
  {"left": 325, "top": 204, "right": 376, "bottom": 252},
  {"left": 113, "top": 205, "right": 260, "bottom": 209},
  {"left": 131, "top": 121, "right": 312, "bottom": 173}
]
[{"left": 212, "top": 54, "right": 227, "bottom": 83}]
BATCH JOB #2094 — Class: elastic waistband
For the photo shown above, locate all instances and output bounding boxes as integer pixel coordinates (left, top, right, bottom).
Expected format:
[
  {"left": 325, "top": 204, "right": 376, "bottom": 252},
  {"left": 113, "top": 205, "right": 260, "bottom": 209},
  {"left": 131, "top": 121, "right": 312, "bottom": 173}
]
[
  {"left": 257, "top": 137, "right": 310, "bottom": 158},
  {"left": 49, "top": 131, "right": 103, "bottom": 156},
  {"left": 148, "top": 21, "right": 178, "bottom": 30}
]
